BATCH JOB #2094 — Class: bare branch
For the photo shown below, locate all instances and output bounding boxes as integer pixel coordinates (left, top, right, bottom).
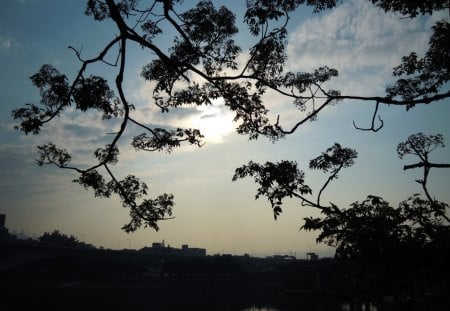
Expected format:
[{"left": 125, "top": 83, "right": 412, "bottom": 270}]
[
  {"left": 403, "top": 162, "right": 450, "bottom": 170},
  {"left": 353, "top": 102, "right": 384, "bottom": 132},
  {"left": 281, "top": 98, "right": 334, "bottom": 134}
]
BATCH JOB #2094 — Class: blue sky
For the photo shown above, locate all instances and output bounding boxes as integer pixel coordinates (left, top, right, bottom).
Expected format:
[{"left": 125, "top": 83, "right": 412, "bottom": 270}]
[{"left": 1, "top": 0, "right": 449, "bottom": 257}]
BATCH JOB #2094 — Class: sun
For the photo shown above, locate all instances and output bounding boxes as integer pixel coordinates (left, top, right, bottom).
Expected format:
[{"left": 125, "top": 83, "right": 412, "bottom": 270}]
[{"left": 190, "top": 98, "right": 235, "bottom": 144}]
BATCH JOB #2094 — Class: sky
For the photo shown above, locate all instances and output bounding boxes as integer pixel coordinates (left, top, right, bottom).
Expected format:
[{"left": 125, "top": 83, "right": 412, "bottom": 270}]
[{"left": 0, "top": 0, "right": 449, "bottom": 257}]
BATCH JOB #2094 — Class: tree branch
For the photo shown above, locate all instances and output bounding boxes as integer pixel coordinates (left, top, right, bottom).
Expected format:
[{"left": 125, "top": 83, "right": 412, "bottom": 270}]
[
  {"left": 317, "top": 163, "right": 344, "bottom": 207},
  {"left": 403, "top": 162, "right": 450, "bottom": 170},
  {"left": 281, "top": 98, "right": 334, "bottom": 134},
  {"left": 353, "top": 101, "right": 384, "bottom": 132},
  {"left": 334, "top": 90, "right": 450, "bottom": 106}
]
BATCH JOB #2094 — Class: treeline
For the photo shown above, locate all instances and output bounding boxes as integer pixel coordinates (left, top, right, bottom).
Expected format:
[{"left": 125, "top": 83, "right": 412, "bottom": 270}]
[{"left": 37, "top": 230, "right": 93, "bottom": 248}]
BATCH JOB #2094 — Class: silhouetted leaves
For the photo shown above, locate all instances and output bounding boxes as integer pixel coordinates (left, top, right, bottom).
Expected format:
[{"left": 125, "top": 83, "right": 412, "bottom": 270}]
[
  {"left": 169, "top": 83, "right": 213, "bottom": 108},
  {"left": 218, "top": 81, "right": 283, "bottom": 141},
  {"left": 141, "top": 59, "right": 183, "bottom": 95},
  {"left": 37, "top": 143, "right": 72, "bottom": 168},
  {"left": 12, "top": 104, "right": 45, "bottom": 134},
  {"left": 73, "top": 170, "right": 111, "bottom": 197},
  {"left": 12, "top": 65, "right": 69, "bottom": 134},
  {"left": 39, "top": 230, "right": 79, "bottom": 248},
  {"left": 109, "top": 175, "right": 148, "bottom": 202},
  {"left": 370, "top": 0, "right": 449, "bottom": 17},
  {"left": 400, "top": 195, "right": 450, "bottom": 247},
  {"left": 302, "top": 194, "right": 450, "bottom": 260},
  {"left": 304, "top": 196, "right": 409, "bottom": 259},
  {"left": 387, "top": 20, "right": 449, "bottom": 106},
  {"left": 122, "top": 193, "right": 174, "bottom": 232},
  {"left": 30, "top": 64, "right": 70, "bottom": 109},
  {"left": 397, "top": 133, "right": 444, "bottom": 160},
  {"left": 233, "top": 160, "right": 311, "bottom": 219},
  {"left": 85, "top": 0, "right": 109, "bottom": 21},
  {"left": 72, "top": 170, "right": 174, "bottom": 232},
  {"left": 73, "top": 75, "right": 115, "bottom": 114},
  {"left": 234, "top": 143, "right": 358, "bottom": 216},
  {"left": 12, "top": 65, "right": 122, "bottom": 134},
  {"left": 309, "top": 143, "right": 357, "bottom": 174},
  {"left": 397, "top": 133, "right": 450, "bottom": 203},
  {"left": 244, "top": 0, "right": 337, "bottom": 36},
  {"left": 249, "top": 30, "right": 287, "bottom": 80},
  {"left": 93, "top": 144, "right": 119, "bottom": 165},
  {"left": 245, "top": 1, "right": 286, "bottom": 35},
  {"left": 180, "top": 1, "right": 238, "bottom": 48},
  {"left": 309, "top": 143, "right": 358, "bottom": 205},
  {"left": 132, "top": 128, "right": 203, "bottom": 153},
  {"left": 283, "top": 67, "right": 339, "bottom": 94},
  {"left": 141, "top": 20, "right": 162, "bottom": 42}
]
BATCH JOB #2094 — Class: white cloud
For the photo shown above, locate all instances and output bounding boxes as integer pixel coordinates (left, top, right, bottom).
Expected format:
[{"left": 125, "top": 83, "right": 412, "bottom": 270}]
[
  {"left": 12, "top": 107, "right": 120, "bottom": 167},
  {"left": 0, "top": 34, "right": 13, "bottom": 52},
  {"left": 183, "top": 98, "right": 235, "bottom": 144},
  {"left": 286, "top": 0, "right": 436, "bottom": 96},
  {"left": 131, "top": 78, "right": 236, "bottom": 145}
]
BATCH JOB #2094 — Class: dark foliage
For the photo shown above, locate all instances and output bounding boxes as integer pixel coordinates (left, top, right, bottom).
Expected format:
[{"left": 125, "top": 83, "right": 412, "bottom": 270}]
[
  {"left": 370, "top": 0, "right": 449, "bottom": 17},
  {"left": 233, "top": 160, "right": 312, "bottom": 219},
  {"left": 235, "top": 133, "right": 449, "bottom": 301},
  {"left": 387, "top": 20, "right": 450, "bottom": 107},
  {"left": 301, "top": 195, "right": 449, "bottom": 259},
  {"left": 39, "top": 230, "right": 80, "bottom": 248}
]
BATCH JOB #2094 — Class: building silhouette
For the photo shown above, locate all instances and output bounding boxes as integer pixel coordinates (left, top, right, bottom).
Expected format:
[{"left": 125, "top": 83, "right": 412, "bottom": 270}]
[
  {"left": 141, "top": 240, "right": 206, "bottom": 257},
  {"left": 306, "top": 252, "right": 319, "bottom": 261}
]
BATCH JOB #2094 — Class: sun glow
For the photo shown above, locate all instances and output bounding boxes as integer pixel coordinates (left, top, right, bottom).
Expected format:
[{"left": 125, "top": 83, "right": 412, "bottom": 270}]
[{"left": 189, "top": 98, "right": 235, "bottom": 144}]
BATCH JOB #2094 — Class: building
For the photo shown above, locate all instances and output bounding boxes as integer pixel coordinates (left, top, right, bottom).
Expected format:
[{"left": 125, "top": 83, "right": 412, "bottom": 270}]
[
  {"left": 141, "top": 240, "right": 206, "bottom": 257},
  {"left": 181, "top": 244, "right": 207, "bottom": 256},
  {"left": 307, "top": 252, "right": 319, "bottom": 261},
  {"left": 0, "top": 214, "right": 5, "bottom": 227},
  {"left": 0, "top": 214, "right": 7, "bottom": 241},
  {"left": 0, "top": 214, "right": 18, "bottom": 243}
]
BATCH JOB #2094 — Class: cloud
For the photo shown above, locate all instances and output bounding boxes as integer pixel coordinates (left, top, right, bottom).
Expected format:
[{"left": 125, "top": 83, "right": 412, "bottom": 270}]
[
  {"left": 286, "top": 0, "right": 437, "bottom": 96},
  {"left": 17, "top": 0, "right": 39, "bottom": 3},
  {"left": 130, "top": 79, "right": 236, "bottom": 145},
  {"left": 0, "top": 143, "right": 73, "bottom": 201},
  {"left": 11, "top": 107, "right": 122, "bottom": 167},
  {"left": 0, "top": 34, "right": 13, "bottom": 52}
]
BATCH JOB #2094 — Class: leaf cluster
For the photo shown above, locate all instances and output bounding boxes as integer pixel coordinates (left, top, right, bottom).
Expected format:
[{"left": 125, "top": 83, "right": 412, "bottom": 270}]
[
  {"left": 245, "top": 0, "right": 337, "bottom": 36},
  {"left": 36, "top": 143, "right": 72, "bottom": 168},
  {"left": 12, "top": 65, "right": 122, "bottom": 134},
  {"left": 397, "top": 132, "right": 444, "bottom": 160},
  {"left": 73, "top": 171, "right": 173, "bottom": 231},
  {"left": 387, "top": 20, "right": 450, "bottom": 106},
  {"left": 233, "top": 160, "right": 312, "bottom": 219},
  {"left": 132, "top": 128, "right": 204, "bottom": 153},
  {"left": 234, "top": 143, "right": 358, "bottom": 217},
  {"left": 309, "top": 143, "right": 357, "bottom": 174},
  {"left": 39, "top": 230, "right": 80, "bottom": 248},
  {"left": 370, "top": 0, "right": 449, "bottom": 17},
  {"left": 302, "top": 195, "right": 449, "bottom": 260}
]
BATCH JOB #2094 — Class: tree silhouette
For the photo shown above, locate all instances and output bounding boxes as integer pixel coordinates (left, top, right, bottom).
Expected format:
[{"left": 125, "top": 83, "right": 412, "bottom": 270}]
[
  {"left": 398, "top": 133, "right": 450, "bottom": 203},
  {"left": 39, "top": 230, "right": 80, "bottom": 248},
  {"left": 234, "top": 133, "right": 449, "bottom": 250},
  {"left": 309, "top": 143, "right": 358, "bottom": 206},
  {"left": 12, "top": 0, "right": 449, "bottom": 232},
  {"left": 234, "top": 133, "right": 450, "bottom": 300}
]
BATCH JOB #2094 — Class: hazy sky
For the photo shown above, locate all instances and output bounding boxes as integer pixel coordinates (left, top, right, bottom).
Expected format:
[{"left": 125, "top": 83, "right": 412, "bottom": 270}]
[{"left": 1, "top": 0, "right": 449, "bottom": 257}]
